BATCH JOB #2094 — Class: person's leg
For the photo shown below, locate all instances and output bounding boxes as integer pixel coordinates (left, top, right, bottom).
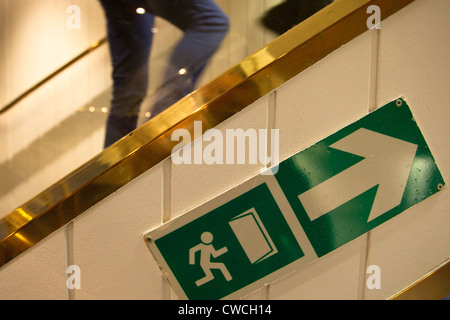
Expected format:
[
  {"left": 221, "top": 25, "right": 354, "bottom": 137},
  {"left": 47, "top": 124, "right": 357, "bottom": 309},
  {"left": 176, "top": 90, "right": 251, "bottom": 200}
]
[
  {"left": 145, "top": 0, "right": 229, "bottom": 117},
  {"left": 99, "top": 0, "right": 154, "bottom": 147}
]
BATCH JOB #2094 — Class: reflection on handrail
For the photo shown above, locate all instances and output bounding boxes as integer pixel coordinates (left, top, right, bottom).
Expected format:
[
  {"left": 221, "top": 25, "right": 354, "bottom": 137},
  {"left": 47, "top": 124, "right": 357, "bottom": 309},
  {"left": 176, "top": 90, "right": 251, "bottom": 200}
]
[
  {"left": 0, "top": 0, "right": 415, "bottom": 268},
  {"left": 0, "top": 37, "right": 107, "bottom": 115},
  {"left": 390, "top": 259, "right": 450, "bottom": 300}
]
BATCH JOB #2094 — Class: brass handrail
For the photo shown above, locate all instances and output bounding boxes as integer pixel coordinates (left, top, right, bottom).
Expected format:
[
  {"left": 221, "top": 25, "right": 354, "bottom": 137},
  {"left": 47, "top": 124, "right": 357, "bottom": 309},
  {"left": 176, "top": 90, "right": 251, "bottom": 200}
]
[
  {"left": 0, "top": 0, "right": 415, "bottom": 268},
  {"left": 390, "top": 259, "right": 450, "bottom": 300},
  {"left": 0, "top": 37, "right": 107, "bottom": 115}
]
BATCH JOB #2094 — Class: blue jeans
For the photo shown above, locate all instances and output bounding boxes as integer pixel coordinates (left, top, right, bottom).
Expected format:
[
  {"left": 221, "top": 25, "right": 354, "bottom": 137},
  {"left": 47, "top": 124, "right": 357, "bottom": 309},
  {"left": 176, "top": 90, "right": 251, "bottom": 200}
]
[{"left": 99, "top": 0, "right": 229, "bottom": 147}]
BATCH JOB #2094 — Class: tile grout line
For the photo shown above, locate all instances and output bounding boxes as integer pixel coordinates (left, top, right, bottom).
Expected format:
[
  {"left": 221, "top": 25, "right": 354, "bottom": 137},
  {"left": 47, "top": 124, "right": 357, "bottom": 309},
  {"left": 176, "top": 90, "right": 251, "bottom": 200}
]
[
  {"left": 161, "top": 158, "right": 173, "bottom": 299},
  {"left": 265, "top": 90, "right": 277, "bottom": 172},
  {"left": 162, "top": 158, "right": 172, "bottom": 224},
  {"left": 369, "top": 27, "right": 381, "bottom": 112},
  {"left": 264, "top": 90, "right": 277, "bottom": 300},
  {"left": 359, "top": 27, "right": 382, "bottom": 300},
  {"left": 65, "top": 222, "right": 76, "bottom": 300}
]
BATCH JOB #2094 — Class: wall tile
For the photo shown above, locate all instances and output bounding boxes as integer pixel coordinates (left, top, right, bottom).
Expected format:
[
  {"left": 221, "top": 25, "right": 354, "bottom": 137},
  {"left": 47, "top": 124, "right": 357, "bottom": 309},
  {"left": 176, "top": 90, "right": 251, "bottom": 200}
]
[
  {"left": 275, "top": 31, "right": 372, "bottom": 163},
  {"left": 73, "top": 163, "right": 164, "bottom": 299},
  {"left": 171, "top": 96, "right": 269, "bottom": 220},
  {"left": 0, "top": 229, "right": 67, "bottom": 300}
]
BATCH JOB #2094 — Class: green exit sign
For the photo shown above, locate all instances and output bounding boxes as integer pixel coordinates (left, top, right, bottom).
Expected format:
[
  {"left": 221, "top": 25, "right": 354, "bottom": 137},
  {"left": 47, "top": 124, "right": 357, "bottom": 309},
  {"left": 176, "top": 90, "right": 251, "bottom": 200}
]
[{"left": 144, "top": 98, "right": 445, "bottom": 300}]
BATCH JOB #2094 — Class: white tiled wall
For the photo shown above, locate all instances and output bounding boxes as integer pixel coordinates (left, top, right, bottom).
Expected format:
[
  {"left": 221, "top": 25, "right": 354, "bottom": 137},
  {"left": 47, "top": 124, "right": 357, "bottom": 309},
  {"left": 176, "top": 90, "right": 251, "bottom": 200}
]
[
  {"left": 72, "top": 163, "right": 165, "bottom": 300},
  {"left": 0, "top": 0, "right": 449, "bottom": 300},
  {"left": 0, "top": 228, "right": 67, "bottom": 299}
]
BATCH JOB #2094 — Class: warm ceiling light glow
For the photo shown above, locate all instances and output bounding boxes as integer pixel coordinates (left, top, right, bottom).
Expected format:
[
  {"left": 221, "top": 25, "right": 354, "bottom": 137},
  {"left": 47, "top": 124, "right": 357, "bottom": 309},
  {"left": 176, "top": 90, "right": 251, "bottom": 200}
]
[{"left": 136, "top": 7, "right": 145, "bottom": 14}]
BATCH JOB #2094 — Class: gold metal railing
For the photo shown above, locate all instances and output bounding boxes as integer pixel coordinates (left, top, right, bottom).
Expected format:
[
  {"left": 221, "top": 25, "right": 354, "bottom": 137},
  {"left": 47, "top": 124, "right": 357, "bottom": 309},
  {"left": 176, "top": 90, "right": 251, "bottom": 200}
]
[
  {"left": 0, "top": 38, "right": 107, "bottom": 115},
  {"left": 0, "top": 0, "right": 416, "bottom": 268},
  {"left": 391, "top": 260, "right": 450, "bottom": 300}
]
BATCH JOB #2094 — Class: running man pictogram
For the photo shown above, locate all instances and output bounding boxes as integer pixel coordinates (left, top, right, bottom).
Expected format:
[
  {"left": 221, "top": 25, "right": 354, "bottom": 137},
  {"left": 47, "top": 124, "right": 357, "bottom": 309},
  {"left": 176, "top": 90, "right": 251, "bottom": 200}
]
[{"left": 189, "top": 231, "right": 232, "bottom": 286}]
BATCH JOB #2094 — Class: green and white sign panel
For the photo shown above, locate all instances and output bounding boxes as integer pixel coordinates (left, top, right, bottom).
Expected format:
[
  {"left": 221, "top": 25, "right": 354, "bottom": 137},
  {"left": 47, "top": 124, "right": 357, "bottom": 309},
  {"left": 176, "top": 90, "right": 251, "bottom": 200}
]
[{"left": 144, "top": 98, "right": 445, "bottom": 300}]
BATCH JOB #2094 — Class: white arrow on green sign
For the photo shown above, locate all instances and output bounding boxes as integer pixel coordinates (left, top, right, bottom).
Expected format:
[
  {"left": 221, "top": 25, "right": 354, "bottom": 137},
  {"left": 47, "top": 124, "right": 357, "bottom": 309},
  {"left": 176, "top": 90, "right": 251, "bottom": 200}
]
[
  {"left": 144, "top": 98, "right": 445, "bottom": 300},
  {"left": 274, "top": 97, "right": 445, "bottom": 257},
  {"left": 299, "top": 128, "right": 418, "bottom": 223}
]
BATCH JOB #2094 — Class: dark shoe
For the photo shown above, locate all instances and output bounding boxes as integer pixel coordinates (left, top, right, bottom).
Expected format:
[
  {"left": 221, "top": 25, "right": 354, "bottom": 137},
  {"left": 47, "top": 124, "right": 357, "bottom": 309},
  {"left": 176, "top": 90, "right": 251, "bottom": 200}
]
[{"left": 261, "top": 0, "right": 333, "bottom": 35}]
